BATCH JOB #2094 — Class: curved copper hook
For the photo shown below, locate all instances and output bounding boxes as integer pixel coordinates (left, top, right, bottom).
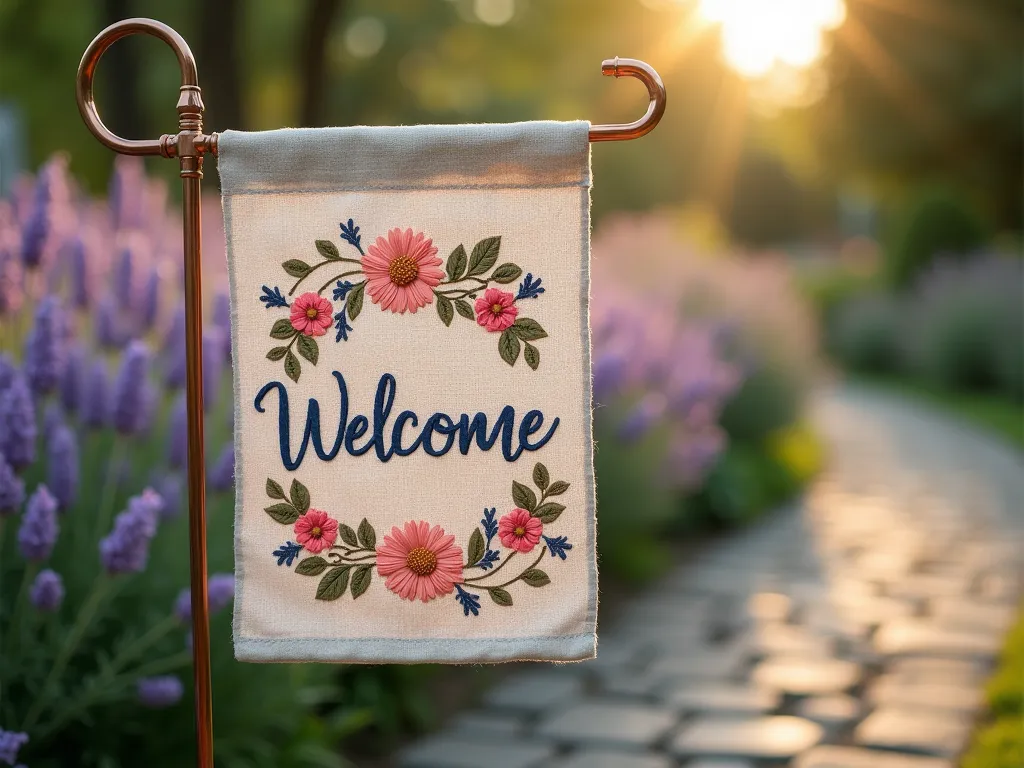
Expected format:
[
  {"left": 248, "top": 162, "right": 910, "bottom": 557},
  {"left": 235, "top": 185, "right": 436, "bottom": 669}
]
[
  {"left": 589, "top": 57, "right": 667, "bottom": 142},
  {"left": 76, "top": 18, "right": 202, "bottom": 156}
]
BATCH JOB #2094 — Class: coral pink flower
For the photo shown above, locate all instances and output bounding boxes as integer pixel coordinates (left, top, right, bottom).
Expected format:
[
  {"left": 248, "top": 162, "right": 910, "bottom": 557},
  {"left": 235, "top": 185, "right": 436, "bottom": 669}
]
[
  {"left": 376, "top": 520, "right": 464, "bottom": 602},
  {"left": 498, "top": 508, "right": 542, "bottom": 553},
  {"left": 474, "top": 288, "right": 519, "bottom": 332},
  {"left": 294, "top": 509, "right": 339, "bottom": 554},
  {"left": 289, "top": 292, "right": 333, "bottom": 336},
  {"left": 362, "top": 228, "right": 443, "bottom": 314}
]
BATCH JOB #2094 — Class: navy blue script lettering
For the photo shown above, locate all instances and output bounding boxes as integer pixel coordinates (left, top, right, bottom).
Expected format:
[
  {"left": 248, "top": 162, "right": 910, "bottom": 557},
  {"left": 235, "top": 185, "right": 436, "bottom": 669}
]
[{"left": 253, "top": 372, "right": 560, "bottom": 471}]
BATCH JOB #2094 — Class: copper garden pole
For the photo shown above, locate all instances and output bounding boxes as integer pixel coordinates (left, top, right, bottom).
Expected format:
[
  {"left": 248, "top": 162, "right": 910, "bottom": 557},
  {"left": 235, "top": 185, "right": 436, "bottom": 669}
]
[
  {"left": 74, "top": 16, "right": 666, "bottom": 768},
  {"left": 77, "top": 19, "right": 216, "bottom": 767}
]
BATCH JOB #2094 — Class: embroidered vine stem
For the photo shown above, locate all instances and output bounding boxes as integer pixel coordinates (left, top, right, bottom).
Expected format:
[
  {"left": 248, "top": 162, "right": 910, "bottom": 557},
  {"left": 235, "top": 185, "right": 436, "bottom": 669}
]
[
  {"left": 289, "top": 258, "right": 362, "bottom": 296},
  {"left": 464, "top": 551, "right": 515, "bottom": 582},
  {"left": 316, "top": 272, "right": 364, "bottom": 296},
  {"left": 327, "top": 552, "right": 377, "bottom": 564}
]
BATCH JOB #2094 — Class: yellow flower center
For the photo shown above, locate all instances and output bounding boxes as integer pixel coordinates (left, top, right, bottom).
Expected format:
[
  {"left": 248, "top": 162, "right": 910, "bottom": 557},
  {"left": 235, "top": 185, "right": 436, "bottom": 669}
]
[
  {"left": 305, "top": 307, "right": 318, "bottom": 319},
  {"left": 388, "top": 255, "right": 419, "bottom": 287},
  {"left": 406, "top": 546, "right": 437, "bottom": 576},
  {"left": 311, "top": 526, "right": 321, "bottom": 537},
  {"left": 514, "top": 526, "right": 525, "bottom": 536},
  {"left": 491, "top": 303, "right": 504, "bottom": 315}
]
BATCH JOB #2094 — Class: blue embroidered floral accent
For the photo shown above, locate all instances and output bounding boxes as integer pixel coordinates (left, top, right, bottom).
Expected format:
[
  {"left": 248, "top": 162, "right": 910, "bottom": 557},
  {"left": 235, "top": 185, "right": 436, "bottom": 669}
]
[
  {"left": 259, "top": 285, "right": 289, "bottom": 309},
  {"left": 272, "top": 541, "right": 303, "bottom": 566},
  {"left": 515, "top": 273, "right": 545, "bottom": 300},
  {"left": 542, "top": 535, "right": 572, "bottom": 560},
  {"left": 332, "top": 280, "right": 354, "bottom": 302},
  {"left": 339, "top": 219, "right": 363, "bottom": 255},
  {"left": 476, "top": 550, "right": 500, "bottom": 570},
  {"left": 474, "top": 507, "right": 501, "bottom": 569},
  {"left": 454, "top": 584, "right": 481, "bottom": 617},
  {"left": 332, "top": 281, "right": 356, "bottom": 342}
]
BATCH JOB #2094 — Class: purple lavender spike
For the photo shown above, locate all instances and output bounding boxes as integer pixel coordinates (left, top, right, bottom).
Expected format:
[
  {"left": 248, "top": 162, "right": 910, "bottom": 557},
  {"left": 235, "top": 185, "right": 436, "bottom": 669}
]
[
  {"left": 30, "top": 568, "right": 65, "bottom": 612},
  {"left": 94, "top": 295, "right": 125, "bottom": 350},
  {"left": 47, "top": 423, "right": 79, "bottom": 511},
  {"left": 59, "top": 343, "right": 85, "bottom": 415},
  {"left": 0, "top": 372, "right": 37, "bottom": 470},
  {"left": 80, "top": 358, "right": 110, "bottom": 429},
  {"left": 202, "top": 328, "right": 224, "bottom": 410},
  {"left": 68, "top": 236, "right": 92, "bottom": 309},
  {"left": 139, "top": 268, "right": 161, "bottom": 331},
  {"left": 136, "top": 676, "right": 183, "bottom": 708},
  {"left": 23, "top": 294, "right": 67, "bottom": 396},
  {"left": 109, "top": 340, "right": 151, "bottom": 435},
  {"left": 0, "top": 245, "right": 24, "bottom": 317},
  {"left": 112, "top": 245, "right": 135, "bottom": 309},
  {"left": 99, "top": 488, "right": 162, "bottom": 574},
  {"left": 0, "top": 451, "right": 25, "bottom": 515},
  {"left": 208, "top": 442, "right": 234, "bottom": 492},
  {"left": 18, "top": 484, "right": 59, "bottom": 561}
]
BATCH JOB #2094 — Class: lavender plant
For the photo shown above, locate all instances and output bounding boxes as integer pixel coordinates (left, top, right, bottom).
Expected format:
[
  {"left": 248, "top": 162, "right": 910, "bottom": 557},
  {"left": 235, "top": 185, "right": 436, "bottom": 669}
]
[{"left": 0, "top": 156, "right": 359, "bottom": 767}]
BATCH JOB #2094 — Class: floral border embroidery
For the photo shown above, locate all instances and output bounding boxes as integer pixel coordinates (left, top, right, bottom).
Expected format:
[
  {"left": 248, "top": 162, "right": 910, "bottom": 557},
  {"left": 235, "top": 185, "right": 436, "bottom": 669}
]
[
  {"left": 266, "top": 462, "right": 572, "bottom": 615},
  {"left": 260, "top": 219, "right": 549, "bottom": 382}
]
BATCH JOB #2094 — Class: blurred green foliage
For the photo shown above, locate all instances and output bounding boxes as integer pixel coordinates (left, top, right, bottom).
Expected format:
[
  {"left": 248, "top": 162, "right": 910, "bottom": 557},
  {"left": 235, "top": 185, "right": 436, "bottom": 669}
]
[
  {"left": 885, "top": 184, "right": 987, "bottom": 287},
  {"left": 962, "top": 607, "right": 1024, "bottom": 768}
]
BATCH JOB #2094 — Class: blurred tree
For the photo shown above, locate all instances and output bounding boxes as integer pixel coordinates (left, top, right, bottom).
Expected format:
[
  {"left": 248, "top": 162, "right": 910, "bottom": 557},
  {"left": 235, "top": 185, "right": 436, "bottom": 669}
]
[
  {"left": 813, "top": 0, "right": 1023, "bottom": 231},
  {"left": 197, "top": 0, "right": 245, "bottom": 132},
  {"left": 300, "top": 0, "right": 349, "bottom": 127},
  {"left": 726, "top": 152, "right": 806, "bottom": 246}
]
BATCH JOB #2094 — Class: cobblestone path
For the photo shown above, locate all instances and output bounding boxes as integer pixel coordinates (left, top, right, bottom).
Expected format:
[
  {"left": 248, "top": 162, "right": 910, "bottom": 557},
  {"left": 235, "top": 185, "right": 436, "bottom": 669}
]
[{"left": 399, "top": 386, "right": 1024, "bottom": 768}]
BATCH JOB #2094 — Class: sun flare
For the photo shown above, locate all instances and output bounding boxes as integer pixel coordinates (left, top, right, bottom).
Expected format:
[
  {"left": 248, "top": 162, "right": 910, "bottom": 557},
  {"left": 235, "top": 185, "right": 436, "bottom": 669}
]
[{"left": 698, "top": 0, "right": 847, "bottom": 77}]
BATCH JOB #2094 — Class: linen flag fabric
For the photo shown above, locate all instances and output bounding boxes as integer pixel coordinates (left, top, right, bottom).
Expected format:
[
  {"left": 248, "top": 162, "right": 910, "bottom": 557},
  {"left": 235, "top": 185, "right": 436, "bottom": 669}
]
[{"left": 218, "top": 122, "right": 597, "bottom": 663}]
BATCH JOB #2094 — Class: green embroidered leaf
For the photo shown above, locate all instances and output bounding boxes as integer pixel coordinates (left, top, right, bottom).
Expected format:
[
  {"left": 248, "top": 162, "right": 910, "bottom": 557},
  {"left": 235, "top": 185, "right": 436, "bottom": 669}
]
[
  {"left": 446, "top": 244, "right": 467, "bottom": 281},
  {"left": 523, "top": 342, "right": 540, "bottom": 371},
  {"left": 436, "top": 294, "right": 454, "bottom": 327},
  {"left": 467, "top": 236, "right": 501, "bottom": 277},
  {"left": 265, "top": 503, "right": 299, "bottom": 524},
  {"left": 522, "top": 568, "right": 551, "bottom": 587},
  {"left": 488, "top": 587, "right": 513, "bottom": 606},
  {"left": 511, "top": 318, "right": 547, "bottom": 341},
  {"left": 512, "top": 481, "right": 537, "bottom": 512},
  {"left": 467, "top": 528, "right": 485, "bottom": 567},
  {"left": 498, "top": 329, "right": 521, "bottom": 367},
  {"left": 316, "top": 566, "right": 351, "bottom": 601},
  {"left": 283, "top": 259, "right": 312, "bottom": 278},
  {"left": 533, "top": 463, "right": 550, "bottom": 491},
  {"left": 290, "top": 479, "right": 310, "bottom": 514},
  {"left": 338, "top": 523, "right": 359, "bottom": 548},
  {"left": 266, "top": 478, "right": 286, "bottom": 500},
  {"left": 350, "top": 565, "right": 372, "bottom": 599},
  {"left": 295, "top": 556, "right": 329, "bottom": 576},
  {"left": 534, "top": 502, "right": 565, "bottom": 524},
  {"left": 296, "top": 334, "right": 319, "bottom": 365},
  {"left": 454, "top": 299, "right": 475, "bottom": 320},
  {"left": 315, "top": 239, "right": 341, "bottom": 260},
  {"left": 347, "top": 282, "right": 365, "bottom": 321},
  {"left": 490, "top": 262, "right": 522, "bottom": 284},
  {"left": 357, "top": 518, "right": 376, "bottom": 550},
  {"left": 267, "top": 346, "right": 289, "bottom": 361},
  {"left": 270, "top": 319, "right": 296, "bottom": 340},
  {"left": 284, "top": 350, "right": 300, "bottom": 382},
  {"left": 546, "top": 480, "right": 570, "bottom": 496}
]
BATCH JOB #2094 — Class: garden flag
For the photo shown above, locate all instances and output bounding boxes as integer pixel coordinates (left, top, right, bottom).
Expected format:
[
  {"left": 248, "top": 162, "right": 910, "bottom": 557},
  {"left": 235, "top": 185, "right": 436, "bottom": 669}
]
[{"left": 218, "top": 122, "right": 597, "bottom": 663}]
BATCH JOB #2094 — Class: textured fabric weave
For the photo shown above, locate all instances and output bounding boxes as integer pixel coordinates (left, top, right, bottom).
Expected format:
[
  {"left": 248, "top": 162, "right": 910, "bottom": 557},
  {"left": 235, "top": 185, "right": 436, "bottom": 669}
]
[{"left": 219, "top": 121, "right": 596, "bottom": 663}]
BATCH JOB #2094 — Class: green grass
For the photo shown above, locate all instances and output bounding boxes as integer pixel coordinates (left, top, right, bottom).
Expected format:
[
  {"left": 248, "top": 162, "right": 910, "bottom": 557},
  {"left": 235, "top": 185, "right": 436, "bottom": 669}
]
[
  {"left": 855, "top": 375, "right": 1024, "bottom": 449},
  {"left": 961, "top": 609, "right": 1024, "bottom": 768}
]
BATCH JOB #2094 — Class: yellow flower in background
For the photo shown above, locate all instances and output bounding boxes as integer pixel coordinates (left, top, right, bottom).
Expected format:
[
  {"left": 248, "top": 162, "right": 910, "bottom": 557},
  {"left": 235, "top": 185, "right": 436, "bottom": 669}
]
[{"left": 767, "top": 423, "right": 822, "bottom": 483}]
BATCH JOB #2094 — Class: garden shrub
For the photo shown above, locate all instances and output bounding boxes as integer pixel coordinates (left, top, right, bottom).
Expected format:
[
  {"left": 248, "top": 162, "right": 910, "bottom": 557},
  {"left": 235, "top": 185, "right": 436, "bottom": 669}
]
[
  {"left": 832, "top": 292, "right": 904, "bottom": 374},
  {"left": 886, "top": 184, "right": 987, "bottom": 287}
]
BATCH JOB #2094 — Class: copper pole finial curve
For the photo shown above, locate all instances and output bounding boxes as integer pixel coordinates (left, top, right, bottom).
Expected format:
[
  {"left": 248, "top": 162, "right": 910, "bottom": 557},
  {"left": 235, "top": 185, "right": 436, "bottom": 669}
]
[{"left": 588, "top": 57, "right": 667, "bottom": 142}]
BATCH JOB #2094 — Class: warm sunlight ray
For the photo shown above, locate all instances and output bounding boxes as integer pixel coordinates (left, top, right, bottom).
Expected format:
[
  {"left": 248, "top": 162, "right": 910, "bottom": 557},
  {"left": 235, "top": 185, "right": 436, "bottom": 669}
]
[{"left": 698, "top": 0, "right": 847, "bottom": 77}]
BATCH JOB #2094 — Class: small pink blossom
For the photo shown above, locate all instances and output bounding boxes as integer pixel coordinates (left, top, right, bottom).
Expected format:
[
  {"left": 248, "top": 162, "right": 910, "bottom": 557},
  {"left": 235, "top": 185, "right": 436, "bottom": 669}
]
[
  {"left": 294, "top": 509, "right": 338, "bottom": 554},
  {"left": 376, "top": 520, "right": 464, "bottom": 602},
  {"left": 497, "top": 508, "right": 542, "bottom": 553},
  {"left": 362, "top": 228, "right": 444, "bottom": 314},
  {"left": 475, "top": 288, "right": 519, "bottom": 332},
  {"left": 289, "top": 292, "right": 333, "bottom": 336}
]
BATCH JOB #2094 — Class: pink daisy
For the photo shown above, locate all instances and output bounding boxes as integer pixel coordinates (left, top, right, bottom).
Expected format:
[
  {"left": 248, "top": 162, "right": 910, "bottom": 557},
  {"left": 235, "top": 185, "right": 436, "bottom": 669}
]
[
  {"left": 375, "top": 520, "right": 464, "bottom": 602},
  {"left": 474, "top": 288, "right": 519, "bottom": 332},
  {"left": 497, "top": 508, "right": 542, "bottom": 553},
  {"left": 293, "top": 509, "right": 339, "bottom": 554},
  {"left": 362, "top": 228, "right": 443, "bottom": 314},
  {"left": 289, "top": 292, "right": 333, "bottom": 336}
]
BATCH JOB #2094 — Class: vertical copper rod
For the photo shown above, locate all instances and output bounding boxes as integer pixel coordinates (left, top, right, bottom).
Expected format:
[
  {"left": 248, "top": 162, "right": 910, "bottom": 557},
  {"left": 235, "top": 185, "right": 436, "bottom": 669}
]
[{"left": 182, "top": 173, "right": 213, "bottom": 767}]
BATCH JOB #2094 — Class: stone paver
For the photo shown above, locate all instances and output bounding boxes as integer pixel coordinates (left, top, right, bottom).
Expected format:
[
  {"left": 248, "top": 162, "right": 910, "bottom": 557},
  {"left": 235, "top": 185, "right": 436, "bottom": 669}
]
[
  {"left": 670, "top": 715, "right": 824, "bottom": 761},
  {"left": 854, "top": 708, "right": 973, "bottom": 758},
  {"left": 535, "top": 701, "right": 678, "bottom": 749},
  {"left": 402, "top": 387, "right": 1023, "bottom": 768},
  {"left": 795, "top": 745, "right": 953, "bottom": 768},
  {"left": 543, "top": 750, "right": 673, "bottom": 768}
]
